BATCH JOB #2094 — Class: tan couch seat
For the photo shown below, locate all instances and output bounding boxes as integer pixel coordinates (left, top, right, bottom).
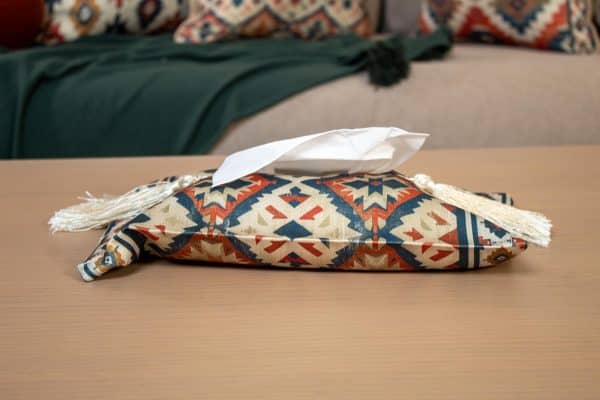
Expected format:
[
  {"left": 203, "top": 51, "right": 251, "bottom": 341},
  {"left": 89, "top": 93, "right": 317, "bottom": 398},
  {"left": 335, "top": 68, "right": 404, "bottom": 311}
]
[{"left": 212, "top": 43, "right": 600, "bottom": 153}]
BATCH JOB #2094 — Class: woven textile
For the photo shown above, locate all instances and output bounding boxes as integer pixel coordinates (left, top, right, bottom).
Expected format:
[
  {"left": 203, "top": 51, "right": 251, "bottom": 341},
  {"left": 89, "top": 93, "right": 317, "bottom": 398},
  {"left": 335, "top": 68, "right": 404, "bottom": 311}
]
[
  {"left": 40, "top": 0, "right": 186, "bottom": 44},
  {"left": 78, "top": 171, "right": 527, "bottom": 281},
  {"left": 175, "top": 0, "right": 372, "bottom": 44},
  {"left": 420, "top": 0, "right": 599, "bottom": 53}
]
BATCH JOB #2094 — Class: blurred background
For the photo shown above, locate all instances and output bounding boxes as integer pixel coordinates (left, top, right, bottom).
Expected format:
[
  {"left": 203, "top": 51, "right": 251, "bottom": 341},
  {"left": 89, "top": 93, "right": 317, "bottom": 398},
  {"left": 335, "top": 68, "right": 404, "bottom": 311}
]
[{"left": 1, "top": 0, "right": 598, "bottom": 158}]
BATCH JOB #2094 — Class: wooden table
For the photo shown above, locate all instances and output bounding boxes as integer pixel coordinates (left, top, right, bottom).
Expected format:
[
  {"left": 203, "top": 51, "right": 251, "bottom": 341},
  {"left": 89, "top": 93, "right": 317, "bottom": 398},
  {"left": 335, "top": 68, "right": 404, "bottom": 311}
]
[{"left": 1, "top": 146, "right": 599, "bottom": 399}]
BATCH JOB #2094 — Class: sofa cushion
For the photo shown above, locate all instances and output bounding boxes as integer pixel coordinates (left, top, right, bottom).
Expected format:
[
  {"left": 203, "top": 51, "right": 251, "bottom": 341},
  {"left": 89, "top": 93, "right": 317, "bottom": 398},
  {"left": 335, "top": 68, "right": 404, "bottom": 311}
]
[
  {"left": 175, "top": 0, "right": 372, "bottom": 44},
  {"left": 77, "top": 170, "right": 527, "bottom": 281},
  {"left": 39, "top": 0, "right": 186, "bottom": 44},
  {"left": 420, "top": 0, "right": 599, "bottom": 53},
  {"left": 212, "top": 44, "right": 600, "bottom": 152}
]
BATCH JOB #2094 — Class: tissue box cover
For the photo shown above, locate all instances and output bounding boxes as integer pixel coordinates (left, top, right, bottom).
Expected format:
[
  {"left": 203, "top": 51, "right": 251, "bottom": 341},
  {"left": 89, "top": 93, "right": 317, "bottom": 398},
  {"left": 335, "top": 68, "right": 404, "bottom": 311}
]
[{"left": 79, "top": 171, "right": 528, "bottom": 280}]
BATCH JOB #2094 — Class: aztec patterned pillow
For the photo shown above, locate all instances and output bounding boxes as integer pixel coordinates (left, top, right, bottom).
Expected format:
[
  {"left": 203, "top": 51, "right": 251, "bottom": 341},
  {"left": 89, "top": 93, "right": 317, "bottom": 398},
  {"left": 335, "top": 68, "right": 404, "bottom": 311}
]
[
  {"left": 78, "top": 171, "right": 527, "bottom": 281},
  {"left": 419, "top": 0, "right": 599, "bottom": 53},
  {"left": 40, "top": 0, "right": 186, "bottom": 44},
  {"left": 174, "top": 0, "right": 372, "bottom": 44}
]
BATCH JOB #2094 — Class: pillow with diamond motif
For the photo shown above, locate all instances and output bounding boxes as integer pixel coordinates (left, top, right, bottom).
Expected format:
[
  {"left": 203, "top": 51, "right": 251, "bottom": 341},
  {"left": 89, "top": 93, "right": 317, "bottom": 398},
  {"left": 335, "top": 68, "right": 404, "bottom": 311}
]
[
  {"left": 174, "top": 0, "right": 372, "bottom": 44},
  {"left": 39, "top": 0, "right": 186, "bottom": 44},
  {"left": 77, "top": 171, "right": 527, "bottom": 281},
  {"left": 419, "top": 0, "right": 599, "bottom": 53}
]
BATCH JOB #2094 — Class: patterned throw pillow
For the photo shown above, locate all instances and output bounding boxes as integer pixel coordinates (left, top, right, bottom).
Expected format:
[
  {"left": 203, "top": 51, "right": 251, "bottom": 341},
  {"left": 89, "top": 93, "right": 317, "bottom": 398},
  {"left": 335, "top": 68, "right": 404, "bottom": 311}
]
[
  {"left": 420, "top": 0, "right": 599, "bottom": 53},
  {"left": 40, "top": 0, "right": 186, "bottom": 44},
  {"left": 174, "top": 0, "right": 372, "bottom": 44},
  {"left": 77, "top": 171, "right": 527, "bottom": 281}
]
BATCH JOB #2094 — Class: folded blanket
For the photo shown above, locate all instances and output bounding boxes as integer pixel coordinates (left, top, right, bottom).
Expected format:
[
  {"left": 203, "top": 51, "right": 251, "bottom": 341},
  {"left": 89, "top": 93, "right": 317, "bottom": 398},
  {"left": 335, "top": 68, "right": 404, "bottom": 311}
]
[{"left": 0, "top": 30, "right": 451, "bottom": 159}]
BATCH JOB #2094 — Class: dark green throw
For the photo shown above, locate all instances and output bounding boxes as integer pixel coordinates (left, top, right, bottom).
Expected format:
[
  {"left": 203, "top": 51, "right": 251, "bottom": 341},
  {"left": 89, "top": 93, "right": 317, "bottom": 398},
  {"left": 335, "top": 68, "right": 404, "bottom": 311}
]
[{"left": 0, "top": 30, "right": 451, "bottom": 159}]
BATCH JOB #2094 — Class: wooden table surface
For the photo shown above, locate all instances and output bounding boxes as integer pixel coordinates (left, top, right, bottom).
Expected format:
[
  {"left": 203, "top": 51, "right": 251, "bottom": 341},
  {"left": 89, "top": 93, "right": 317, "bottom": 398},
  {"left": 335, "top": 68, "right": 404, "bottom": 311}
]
[{"left": 1, "top": 146, "right": 599, "bottom": 399}]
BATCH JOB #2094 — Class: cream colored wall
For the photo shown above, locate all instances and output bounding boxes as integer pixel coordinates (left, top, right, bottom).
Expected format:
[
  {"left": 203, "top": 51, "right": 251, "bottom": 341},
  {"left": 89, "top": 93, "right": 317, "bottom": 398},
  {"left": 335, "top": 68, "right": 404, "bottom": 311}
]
[{"left": 382, "top": 0, "right": 421, "bottom": 33}]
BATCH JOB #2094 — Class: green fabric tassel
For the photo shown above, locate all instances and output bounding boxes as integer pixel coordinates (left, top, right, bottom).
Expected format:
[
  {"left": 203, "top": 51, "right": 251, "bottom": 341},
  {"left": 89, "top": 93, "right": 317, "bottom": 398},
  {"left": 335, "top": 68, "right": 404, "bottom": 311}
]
[
  {"left": 367, "top": 36, "right": 409, "bottom": 86},
  {"left": 367, "top": 27, "right": 453, "bottom": 86}
]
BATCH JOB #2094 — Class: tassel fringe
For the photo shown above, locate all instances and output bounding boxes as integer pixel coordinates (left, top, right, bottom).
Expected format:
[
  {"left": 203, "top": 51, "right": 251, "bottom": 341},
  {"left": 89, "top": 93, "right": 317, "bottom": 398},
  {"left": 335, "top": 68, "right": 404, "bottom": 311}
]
[
  {"left": 50, "top": 171, "right": 552, "bottom": 248},
  {"left": 410, "top": 174, "right": 552, "bottom": 247},
  {"left": 49, "top": 174, "right": 208, "bottom": 233}
]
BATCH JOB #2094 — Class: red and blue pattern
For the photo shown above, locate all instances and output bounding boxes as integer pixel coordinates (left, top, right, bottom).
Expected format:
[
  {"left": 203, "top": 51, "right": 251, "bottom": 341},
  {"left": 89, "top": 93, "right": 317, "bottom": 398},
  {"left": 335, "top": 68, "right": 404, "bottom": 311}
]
[
  {"left": 174, "top": 0, "right": 372, "bottom": 44},
  {"left": 79, "top": 171, "right": 528, "bottom": 281},
  {"left": 40, "top": 0, "right": 186, "bottom": 44},
  {"left": 420, "top": 0, "right": 599, "bottom": 53}
]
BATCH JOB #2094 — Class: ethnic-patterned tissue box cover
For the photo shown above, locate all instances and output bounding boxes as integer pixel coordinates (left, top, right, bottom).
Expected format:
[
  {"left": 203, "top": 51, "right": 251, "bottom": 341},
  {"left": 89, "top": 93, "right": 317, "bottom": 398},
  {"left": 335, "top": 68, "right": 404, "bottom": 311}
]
[
  {"left": 419, "top": 0, "right": 599, "bottom": 53},
  {"left": 40, "top": 0, "right": 186, "bottom": 44},
  {"left": 174, "top": 0, "right": 372, "bottom": 44},
  {"left": 79, "top": 171, "right": 527, "bottom": 281}
]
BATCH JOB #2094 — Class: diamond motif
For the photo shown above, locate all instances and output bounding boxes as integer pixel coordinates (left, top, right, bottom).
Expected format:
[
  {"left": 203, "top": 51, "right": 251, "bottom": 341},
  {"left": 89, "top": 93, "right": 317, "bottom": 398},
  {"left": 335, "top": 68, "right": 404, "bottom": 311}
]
[
  {"left": 175, "top": 0, "right": 372, "bottom": 44},
  {"left": 274, "top": 220, "right": 312, "bottom": 240},
  {"left": 420, "top": 0, "right": 598, "bottom": 53}
]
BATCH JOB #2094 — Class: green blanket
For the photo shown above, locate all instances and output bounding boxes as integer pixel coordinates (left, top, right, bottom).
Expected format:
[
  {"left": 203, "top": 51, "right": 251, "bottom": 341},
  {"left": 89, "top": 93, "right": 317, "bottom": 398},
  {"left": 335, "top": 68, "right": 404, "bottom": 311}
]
[{"left": 0, "top": 30, "right": 451, "bottom": 159}]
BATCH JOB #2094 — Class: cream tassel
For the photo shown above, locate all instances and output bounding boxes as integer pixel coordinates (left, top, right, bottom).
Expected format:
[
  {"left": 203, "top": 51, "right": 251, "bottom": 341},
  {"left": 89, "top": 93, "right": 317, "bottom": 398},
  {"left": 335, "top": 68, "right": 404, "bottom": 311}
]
[
  {"left": 50, "top": 171, "right": 552, "bottom": 247},
  {"left": 409, "top": 174, "right": 551, "bottom": 247},
  {"left": 49, "top": 174, "right": 208, "bottom": 233}
]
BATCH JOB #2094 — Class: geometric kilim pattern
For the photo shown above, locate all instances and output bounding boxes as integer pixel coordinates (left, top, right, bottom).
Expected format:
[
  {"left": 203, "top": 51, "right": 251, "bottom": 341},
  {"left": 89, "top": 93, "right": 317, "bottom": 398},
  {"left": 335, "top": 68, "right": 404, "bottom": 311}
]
[
  {"left": 174, "top": 0, "right": 372, "bottom": 44},
  {"left": 420, "top": 0, "right": 599, "bottom": 53},
  {"left": 39, "top": 0, "right": 186, "bottom": 44},
  {"left": 78, "top": 171, "right": 528, "bottom": 281}
]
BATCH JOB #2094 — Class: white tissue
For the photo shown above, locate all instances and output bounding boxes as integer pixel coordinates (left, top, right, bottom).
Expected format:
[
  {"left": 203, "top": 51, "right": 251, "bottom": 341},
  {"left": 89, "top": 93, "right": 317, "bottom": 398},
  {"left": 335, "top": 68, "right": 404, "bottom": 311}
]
[{"left": 212, "top": 127, "right": 429, "bottom": 187}]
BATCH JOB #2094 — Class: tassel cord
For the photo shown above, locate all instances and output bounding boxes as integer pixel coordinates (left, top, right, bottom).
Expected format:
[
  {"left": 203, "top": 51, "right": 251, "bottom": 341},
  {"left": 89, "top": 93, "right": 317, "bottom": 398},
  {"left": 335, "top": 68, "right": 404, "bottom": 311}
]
[
  {"left": 49, "top": 174, "right": 208, "bottom": 233},
  {"left": 409, "top": 174, "right": 552, "bottom": 247}
]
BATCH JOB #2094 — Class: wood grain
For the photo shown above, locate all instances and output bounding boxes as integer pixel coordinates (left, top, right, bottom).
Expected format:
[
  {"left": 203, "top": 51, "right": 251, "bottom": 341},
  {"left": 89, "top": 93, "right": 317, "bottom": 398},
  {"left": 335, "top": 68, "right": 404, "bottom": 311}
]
[{"left": 1, "top": 146, "right": 599, "bottom": 399}]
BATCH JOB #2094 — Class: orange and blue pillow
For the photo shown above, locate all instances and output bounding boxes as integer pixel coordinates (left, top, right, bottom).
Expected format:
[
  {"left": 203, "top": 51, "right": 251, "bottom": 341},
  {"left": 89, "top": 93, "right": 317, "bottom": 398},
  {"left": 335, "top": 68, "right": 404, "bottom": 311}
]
[
  {"left": 40, "top": 0, "right": 186, "bottom": 44},
  {"left": 420, "top": 0, "right": 599, "bottom": 53},
  {"left": 174, "top": 0, "right": 372, "bottom": 44}
]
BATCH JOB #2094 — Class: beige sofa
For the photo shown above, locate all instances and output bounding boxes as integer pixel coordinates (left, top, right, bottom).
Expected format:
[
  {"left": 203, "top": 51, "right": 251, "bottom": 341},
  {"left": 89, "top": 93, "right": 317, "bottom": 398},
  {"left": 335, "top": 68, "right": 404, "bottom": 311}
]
[{"left": 211, "top": 1, "right": 600, "bottom": 153}]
